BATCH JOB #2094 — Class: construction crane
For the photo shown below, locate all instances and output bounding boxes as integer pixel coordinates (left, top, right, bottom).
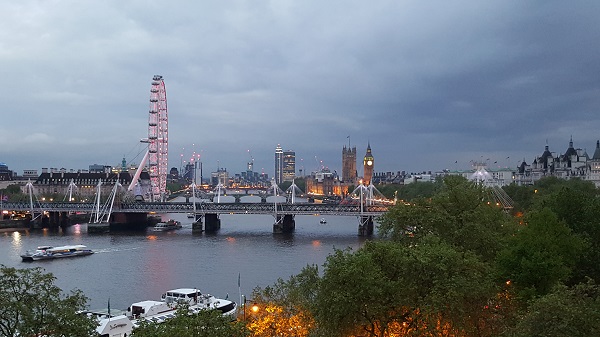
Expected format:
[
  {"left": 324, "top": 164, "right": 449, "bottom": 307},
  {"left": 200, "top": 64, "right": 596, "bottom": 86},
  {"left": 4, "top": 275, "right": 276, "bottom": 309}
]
[
  {"left": 247, "top": 149, "right": 254, "bottom": 172},
  {"left": 314, "top": 155, "right": 326, "bottom": 172}
]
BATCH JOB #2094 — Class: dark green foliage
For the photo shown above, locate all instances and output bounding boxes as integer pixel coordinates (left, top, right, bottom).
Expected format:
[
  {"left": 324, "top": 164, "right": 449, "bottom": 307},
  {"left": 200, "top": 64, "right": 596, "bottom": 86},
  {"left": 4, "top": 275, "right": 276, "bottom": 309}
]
[
  {"left": 250, "top": 174, "right": 600, "bottom": 335},
  {"left": 166, "top": 182, "right": 184, "bottom": 193},
  {"left": 278, "top": 181, "right": 292, "bottom": 191},
  {"left": 496, "top": 209, "right": 585, "bottom": 301},
  {"left": 502, "top": 183, "right": 535, "bottom": 214},
  {"left": 1, "top": 184, "right": 28, "bottom": 202},
  {"left": 5, "top": 184, "right": 21, "bottom": 194},
  {"left": 379, "top": 175, "right": 516, "bottom": 262},
  {"left": 313, "top": 239, "right": 496, "bottom": 337},
  {"left": 377, "top": 180, "right": 441, "bottom": 201},
  {"left": 276, "top": 179, "right": 305, "bottom": 195},
  {"left": 0, "top": 265, "right": 97, "bottom": 337},
  {"left": 515, "top": 178, "right": 600, "bottom": 285},
  {"left": 131, "top": 305, "right": 248, "bottom": 337},
  {"left": 252, "top": 264, "right": 320, "bottom": 314},
  {"left": 534, "top": 176, "right": 598, "bottom": 198},
  {"left": 507, "top": 280, "right": 600, "bottom": 337}
]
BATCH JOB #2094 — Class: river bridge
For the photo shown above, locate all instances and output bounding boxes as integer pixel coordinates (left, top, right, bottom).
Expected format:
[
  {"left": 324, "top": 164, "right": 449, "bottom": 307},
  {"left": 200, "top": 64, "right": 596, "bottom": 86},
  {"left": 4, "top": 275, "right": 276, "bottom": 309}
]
[
  {"left": 1, "top": 200, "right": 390, "bottom": 235},
  {"left": 5, "top": 178, "right": 393, "bottom": 235},
  {"left": 2, "top": 201, "right": 388, "bottom": 215}
]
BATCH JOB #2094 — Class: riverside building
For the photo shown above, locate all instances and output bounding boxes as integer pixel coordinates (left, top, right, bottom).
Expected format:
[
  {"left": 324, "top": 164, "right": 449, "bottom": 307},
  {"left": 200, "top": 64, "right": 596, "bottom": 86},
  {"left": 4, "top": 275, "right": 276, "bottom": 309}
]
[
  {"left": 30, "top": 166, "right": 151, "bottom": 201},
  {"left": 275, "top": 144, "right": 283, "bottom": 184},
  {"left": 282, "top": 150, "right": 296, "bottom": 182},
  {"left": 515, "top": 137, "right": 600, "bottom": 187}
]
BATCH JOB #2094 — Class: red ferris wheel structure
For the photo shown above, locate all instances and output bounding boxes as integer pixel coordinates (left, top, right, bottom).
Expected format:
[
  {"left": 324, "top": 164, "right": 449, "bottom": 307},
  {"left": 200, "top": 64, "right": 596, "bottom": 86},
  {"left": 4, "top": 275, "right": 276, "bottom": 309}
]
[
  {"left": 148, "top": 75, "right": 168, "bottom": 201},
  {"left": 129, "top": 75, "right": 169, "bottom": 201}
]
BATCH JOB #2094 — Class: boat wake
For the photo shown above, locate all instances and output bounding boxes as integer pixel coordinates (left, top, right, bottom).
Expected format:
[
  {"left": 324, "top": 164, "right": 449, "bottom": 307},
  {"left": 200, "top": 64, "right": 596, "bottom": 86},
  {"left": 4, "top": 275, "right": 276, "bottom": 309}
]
[{"left": 93, "top": 247, "right": 142, "bottom": 254}]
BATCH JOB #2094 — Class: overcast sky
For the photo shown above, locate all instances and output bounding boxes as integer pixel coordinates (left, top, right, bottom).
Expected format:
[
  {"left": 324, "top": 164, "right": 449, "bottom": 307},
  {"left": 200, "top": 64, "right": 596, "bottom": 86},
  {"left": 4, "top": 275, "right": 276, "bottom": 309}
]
[{"left": 2, "top": 1, "right": 599, "bottom": 177}]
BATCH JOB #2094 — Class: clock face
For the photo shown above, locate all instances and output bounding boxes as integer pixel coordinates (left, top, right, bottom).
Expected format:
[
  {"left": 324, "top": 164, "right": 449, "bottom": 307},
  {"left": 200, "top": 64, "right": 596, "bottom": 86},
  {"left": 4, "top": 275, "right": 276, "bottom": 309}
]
[{"left": 367, "top": 160, "right": 373, "bottom": 166}]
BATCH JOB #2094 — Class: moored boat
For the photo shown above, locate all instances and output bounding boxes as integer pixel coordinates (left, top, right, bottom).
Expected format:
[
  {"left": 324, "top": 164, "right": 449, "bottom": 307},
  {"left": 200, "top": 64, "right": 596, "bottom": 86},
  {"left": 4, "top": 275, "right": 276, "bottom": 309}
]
[
  {"left": 21, "top": 245, "right": 94, "bottom": 261},
  {"left": 152, "top": 219, "right": 182, "bottom": 232},
  {"left": 92, "top": 288, "right": 236, "bottom": 336}
]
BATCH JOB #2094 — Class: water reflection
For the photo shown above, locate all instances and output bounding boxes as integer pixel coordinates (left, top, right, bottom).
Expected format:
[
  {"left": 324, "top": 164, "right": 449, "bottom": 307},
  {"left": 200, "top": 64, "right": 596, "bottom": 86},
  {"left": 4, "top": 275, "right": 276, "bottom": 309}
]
[
  {"left": 0, "top": 214, "right": 368, "bottom": 310},
  {"left": 11, "top": 231, "right": 22, "bottom": 248},
  {"left": 72, "top": 224, "right": 82, "bottom": 236}
]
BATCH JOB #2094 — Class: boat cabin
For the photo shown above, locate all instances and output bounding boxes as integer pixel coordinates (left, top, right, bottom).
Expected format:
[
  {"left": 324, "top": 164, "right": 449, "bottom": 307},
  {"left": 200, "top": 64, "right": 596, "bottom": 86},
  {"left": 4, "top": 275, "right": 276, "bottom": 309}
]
[
  {"left": 127, "top": 300, "right": 174, "bottom": 319},
  {"left": 161, "top": 288, "right": 202, "bottom": 305}
]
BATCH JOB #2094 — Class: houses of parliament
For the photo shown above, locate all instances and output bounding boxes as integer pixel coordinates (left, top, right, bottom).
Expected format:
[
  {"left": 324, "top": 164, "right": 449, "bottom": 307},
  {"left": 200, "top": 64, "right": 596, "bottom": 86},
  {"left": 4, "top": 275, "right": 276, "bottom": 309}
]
[{"left": 304, "top": 143, "right": 375, "bottom": 196}]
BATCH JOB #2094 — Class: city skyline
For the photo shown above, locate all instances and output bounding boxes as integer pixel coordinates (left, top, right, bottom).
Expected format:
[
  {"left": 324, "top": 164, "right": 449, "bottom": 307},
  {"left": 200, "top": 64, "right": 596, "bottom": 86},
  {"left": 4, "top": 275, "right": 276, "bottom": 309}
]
[
  {"left": 3, "top": 136, "right": 597, "bottom": 180},
  {"left": 1, "top": 2, "right": 599, "bottom": 176}
]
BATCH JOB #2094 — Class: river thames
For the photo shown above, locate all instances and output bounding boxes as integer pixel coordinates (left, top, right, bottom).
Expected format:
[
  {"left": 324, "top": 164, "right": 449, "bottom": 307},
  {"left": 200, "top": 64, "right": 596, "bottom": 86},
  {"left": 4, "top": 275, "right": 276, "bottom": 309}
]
[{"left": 0, "top": 209, "right": 371, "bottom": 311}]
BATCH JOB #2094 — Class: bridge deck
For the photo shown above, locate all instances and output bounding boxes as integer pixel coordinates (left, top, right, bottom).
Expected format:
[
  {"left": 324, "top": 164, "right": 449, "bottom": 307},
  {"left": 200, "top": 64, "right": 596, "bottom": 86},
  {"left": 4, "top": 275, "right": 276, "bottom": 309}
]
[{"left": 2, "top": 202, "right": 389, "bottom": 216}]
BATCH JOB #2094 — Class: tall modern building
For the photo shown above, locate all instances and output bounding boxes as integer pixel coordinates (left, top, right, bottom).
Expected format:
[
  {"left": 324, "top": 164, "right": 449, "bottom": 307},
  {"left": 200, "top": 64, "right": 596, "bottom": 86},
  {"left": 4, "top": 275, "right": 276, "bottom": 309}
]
[
  {"left": 282, "top": 150, "right": 296, "bottom": 182},
  {"left": 342, "top": 145, "right": 357, "bottom": 183},
  {"left": 363, "top": 143, "right": 374, "bottom": 185},
  {"left": 275, "top": 144, "right": 284, "bottom": 184}
]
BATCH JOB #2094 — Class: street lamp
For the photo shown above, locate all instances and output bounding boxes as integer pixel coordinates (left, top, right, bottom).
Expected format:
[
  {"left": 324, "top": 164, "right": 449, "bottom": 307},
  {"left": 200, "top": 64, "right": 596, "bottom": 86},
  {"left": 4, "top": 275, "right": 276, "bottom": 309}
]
[{"left": 241, "top": 295, "right": 259, "bottom": 321}]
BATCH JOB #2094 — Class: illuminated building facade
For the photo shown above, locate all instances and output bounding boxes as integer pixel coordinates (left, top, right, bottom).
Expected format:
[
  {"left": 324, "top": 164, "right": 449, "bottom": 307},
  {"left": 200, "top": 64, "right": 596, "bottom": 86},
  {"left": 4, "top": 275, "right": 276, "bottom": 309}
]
[
  {"left": 275, "top": 144, "right": 283, "bottom": 184},
  {"left": 282, "top": 150, "right": 296, "bottom": 182},
  {"left": 305, "top": 169, "right": 342, "bottom": 196},
  {"left": 342, "top": 145, "right": 357, "bottom": 183},
  {"left": 211, "top": 168, "right": 229, "bottom": 186},
  {"left": 363, "top": 143, "right": 374, "bottom": 185}
]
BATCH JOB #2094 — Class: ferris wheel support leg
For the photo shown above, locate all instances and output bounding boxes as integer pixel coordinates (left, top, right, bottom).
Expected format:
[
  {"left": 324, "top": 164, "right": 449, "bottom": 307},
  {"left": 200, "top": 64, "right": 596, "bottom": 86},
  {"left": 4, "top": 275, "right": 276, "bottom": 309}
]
[{"left": 128, "top": 149, "right": 150, "bottom": 192}]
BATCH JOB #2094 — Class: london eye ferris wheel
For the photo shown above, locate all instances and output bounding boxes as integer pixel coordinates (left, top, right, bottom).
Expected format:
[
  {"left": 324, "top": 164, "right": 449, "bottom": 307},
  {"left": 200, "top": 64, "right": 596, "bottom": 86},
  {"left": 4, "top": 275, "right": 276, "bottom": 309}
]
[
  {"left": 147, "top": 75, "right": 168, "bottom": 201},
  {"left": 129, "top": 75, "right": 169, "bottom": 201}
]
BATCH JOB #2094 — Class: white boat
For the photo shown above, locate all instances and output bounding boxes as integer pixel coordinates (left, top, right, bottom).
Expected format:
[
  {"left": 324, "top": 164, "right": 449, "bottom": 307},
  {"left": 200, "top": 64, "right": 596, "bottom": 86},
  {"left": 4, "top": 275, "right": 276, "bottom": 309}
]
[
  {"left": 93, "top": 288, "right": 236, "bottom": 336},
  {"left": 21, "top": 245, "right": 94, "bottom": 261},
  {"left": 152, "top": 219, "right": 182, "bottom": 232},
  {"left": 320, "top": 218, "right": 327, "bottom": 224}
]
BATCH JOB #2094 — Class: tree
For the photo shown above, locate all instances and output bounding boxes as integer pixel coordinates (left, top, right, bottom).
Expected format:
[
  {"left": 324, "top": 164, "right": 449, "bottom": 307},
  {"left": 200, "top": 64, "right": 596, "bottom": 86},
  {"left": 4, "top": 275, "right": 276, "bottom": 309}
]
[
  {"left": 1, "top": 184, "right": 28, "bottom": 202},
  {"left": 379, "top": 175, "right": 515, "bottom": 262},
  {"left": 496, "top": 208, "right": 586, "bottom": 301},
  {"left": 278, "top": 181, "right": 292, "bottom": 191},
  {"left": 502, "top": 183, "right": 535, "bottom": 214},
  {"left": 313, "top": 240, "right": 498, "bottom": 337},
  {"left": 393, "top": 180, "right": 441, "bottom": 201},
  {"left": 5, "top": 184, "right": 22, "bottom": 195},
  {"left": 0, "top": 265, "right": 97, "bottom": 337},
  {"left": 249, "top": 265, "right": 319, "bottom": 337},
  {"left": 507, "top": 280, "right": 600, "bottom": 337},
  {"left": 131, "top": 305, "right": 248, "bottom": 337}
]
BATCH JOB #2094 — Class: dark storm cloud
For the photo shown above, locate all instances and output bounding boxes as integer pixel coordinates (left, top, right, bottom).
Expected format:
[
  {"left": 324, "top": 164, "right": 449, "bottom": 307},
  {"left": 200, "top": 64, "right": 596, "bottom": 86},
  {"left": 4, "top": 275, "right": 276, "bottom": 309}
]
[{"left": 0, "top": 1, "right": 598, "bottom": 175}]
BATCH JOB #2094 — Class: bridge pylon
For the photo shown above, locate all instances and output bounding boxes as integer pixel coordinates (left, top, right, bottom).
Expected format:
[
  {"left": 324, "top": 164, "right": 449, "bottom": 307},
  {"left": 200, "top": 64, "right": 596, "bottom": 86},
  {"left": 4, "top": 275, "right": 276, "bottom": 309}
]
[
  {"left": 270, "top": 178, "right": 295, "bottom": 233},
  {"left": 285, "top": 179, "right": 304, "bottom": 204},
  {"left": 358, "top": 216, "right": 374, "bottom": 236},
  {"left": 273, "top": 214, "right": 295, "bottom": 233}
]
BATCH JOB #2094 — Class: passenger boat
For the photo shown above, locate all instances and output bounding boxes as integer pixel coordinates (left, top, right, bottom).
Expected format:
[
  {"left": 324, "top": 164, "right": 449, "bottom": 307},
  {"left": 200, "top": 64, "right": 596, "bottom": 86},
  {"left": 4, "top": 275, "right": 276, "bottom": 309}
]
[
  {"left": 92, "top": 288, "right": 236, "bottom": 336},
  {"left": 20, "top": 245, "right": 94, "bottom": 261},
  {"left": 152, "top": 219, "right": 182, "bottom": 232}
]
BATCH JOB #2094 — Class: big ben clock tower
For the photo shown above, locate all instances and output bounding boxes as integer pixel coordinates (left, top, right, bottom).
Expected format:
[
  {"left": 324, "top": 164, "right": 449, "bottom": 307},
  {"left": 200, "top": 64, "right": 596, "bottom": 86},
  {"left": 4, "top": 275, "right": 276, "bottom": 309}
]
[{"left": 363, "top": 143, "right": 374, "bottom": 185}]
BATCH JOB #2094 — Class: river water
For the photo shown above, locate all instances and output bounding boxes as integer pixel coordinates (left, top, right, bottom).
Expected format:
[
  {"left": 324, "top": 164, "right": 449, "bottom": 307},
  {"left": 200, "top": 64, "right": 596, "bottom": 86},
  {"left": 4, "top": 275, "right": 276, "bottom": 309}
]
[{"left": 0, "top": 207, "right": 370, "bottom": 311}]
